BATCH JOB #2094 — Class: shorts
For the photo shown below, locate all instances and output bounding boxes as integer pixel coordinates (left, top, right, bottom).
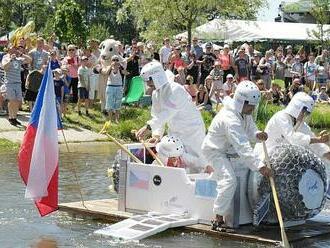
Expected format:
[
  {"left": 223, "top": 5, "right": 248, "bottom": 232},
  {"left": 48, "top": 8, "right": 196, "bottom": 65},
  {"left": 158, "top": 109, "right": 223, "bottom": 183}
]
[
  {"left": 78, "top": 87, "right": 89, "bottom": 100},
  {"left": 317, "top": 78, "right": 327, "bottom": 86},
  {"left": 24, "top": 89, "right": 38, "bottom": 102},
  {"left": 105, "top": 85, "right": 123, "bottom": 111},
  {"left": 5, "top": 82, "right": 22, "bottom": 101},
  {"left": 212, "top": 80, "right": 223, "bottom": 91},
  {"left": 89, "top": 73, "right": 99, "bottom": 100}
]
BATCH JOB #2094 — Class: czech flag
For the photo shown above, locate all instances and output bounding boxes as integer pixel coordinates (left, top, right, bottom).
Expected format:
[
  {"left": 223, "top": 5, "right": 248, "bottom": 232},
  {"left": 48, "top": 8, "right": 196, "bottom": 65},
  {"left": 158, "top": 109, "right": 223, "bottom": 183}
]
[{"left": 18, "top": 63, "right": 61, "bottom": 217}]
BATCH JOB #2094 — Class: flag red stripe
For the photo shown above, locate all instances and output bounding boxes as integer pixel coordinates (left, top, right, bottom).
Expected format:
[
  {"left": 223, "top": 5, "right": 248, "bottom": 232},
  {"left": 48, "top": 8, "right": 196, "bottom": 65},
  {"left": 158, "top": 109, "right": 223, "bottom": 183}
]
[
  {"left": 35, "top": 166, "right": 59, "bottom": 216},
  {"left": 18, "top": 124, "right": 59, "bottom": 216},
  {"left": 18, "top": 125, "right": 37, "bottom": 185}
]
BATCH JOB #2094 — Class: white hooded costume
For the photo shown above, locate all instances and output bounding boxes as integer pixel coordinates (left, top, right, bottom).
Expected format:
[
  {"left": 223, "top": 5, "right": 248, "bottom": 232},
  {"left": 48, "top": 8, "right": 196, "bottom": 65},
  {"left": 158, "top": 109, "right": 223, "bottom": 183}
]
[
  {"left": 201, "top": 81, "right": 264, "bottom": 216},
  {"left": 140, "top": 61, "right": 207, "bottom": 171},
  {"left": 255, "top": 92, "right": 330, "bottom": 160}
]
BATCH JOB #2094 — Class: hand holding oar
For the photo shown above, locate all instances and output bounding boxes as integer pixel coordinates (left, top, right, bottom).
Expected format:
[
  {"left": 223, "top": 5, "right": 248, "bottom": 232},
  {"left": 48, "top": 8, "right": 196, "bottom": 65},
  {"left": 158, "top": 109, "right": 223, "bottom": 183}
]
[
  {"left": 262, "top": 141, "right": 291, "bottom": 248},
  {"left": 131, "top": 129, "right": 165, "bottom": 167},
  {"left": 141, "top": 139, "right": 165, "bottom": 167}
]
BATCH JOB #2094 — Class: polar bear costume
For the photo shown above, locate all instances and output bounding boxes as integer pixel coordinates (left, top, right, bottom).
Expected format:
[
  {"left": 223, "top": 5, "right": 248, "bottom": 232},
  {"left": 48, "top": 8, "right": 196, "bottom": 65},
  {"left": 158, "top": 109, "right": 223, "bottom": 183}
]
[{"left": 98, "top": 39, "right": 126, "bottom": 111}]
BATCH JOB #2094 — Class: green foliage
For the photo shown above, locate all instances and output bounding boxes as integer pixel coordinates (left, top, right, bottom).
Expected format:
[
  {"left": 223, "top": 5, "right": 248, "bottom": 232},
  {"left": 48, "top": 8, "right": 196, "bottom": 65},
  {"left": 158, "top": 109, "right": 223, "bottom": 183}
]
[
  {"left": 88, "top": 23, "right": 111, "bottom": 42},
  {"left": 0, "top": 0, "right": 53, "bottom": 35},
  {"left": 117, "top": 0, "right": 265, "bottom": 45},
  {"left": 53, "top": 0, "right": 87, "bottom": 44},
  {"left": 308, "top": 0, "right": 330, "bottom": 47}
]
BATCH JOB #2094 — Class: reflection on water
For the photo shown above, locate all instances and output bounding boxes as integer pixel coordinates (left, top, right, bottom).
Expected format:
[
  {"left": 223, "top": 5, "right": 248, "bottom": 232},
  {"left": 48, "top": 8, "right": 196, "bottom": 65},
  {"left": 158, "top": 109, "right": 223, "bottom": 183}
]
[{"left": 0, "top": 144, "right": 329, "bottom": 248}]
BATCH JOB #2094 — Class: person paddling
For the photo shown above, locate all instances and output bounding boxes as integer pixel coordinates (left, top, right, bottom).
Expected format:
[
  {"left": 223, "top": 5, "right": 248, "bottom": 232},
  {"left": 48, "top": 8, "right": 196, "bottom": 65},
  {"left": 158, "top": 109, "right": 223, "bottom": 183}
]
[
  {"left": 201, "top": 80, "right": 272, "bottom": 230},
  {"left": 136, "top": 61, "right": 209, "bottom": 173}
]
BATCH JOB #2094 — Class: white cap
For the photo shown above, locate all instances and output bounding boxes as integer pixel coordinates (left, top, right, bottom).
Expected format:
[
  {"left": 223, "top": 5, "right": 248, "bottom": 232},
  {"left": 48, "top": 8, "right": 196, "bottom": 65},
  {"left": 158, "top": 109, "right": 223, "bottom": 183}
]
[
  {"left": 226, "top": 74, "right": 234, "bottom": 79},
  {"left": 140, "top": 61, "right": 168, "bottom": 89},
  {"left": 224, "top": 44, "right": 230, "bottom": 49},
  {"left": 284, "top": 92, "right": 314, "bottom": 118},
  {"left": 156, "top": 135, "right": 184, "bottom": 158},
  {"left": 233, "top": 80, "right": 261, "bottom": 113}
]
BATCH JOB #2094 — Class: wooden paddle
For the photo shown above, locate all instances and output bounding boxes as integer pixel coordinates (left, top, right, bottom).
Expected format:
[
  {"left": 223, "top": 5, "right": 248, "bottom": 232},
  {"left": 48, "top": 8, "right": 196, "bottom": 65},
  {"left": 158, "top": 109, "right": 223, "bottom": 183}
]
[
  {"left": 262, "top": 141, "right": 291, "bottom": 248},
  {"left": 131, "top": 129, "right": 165, "bottom": 167},
  {"left": 99, "top": 122, "right": 142, "bottom": 163},
  {"left": 140, "top": 139, "right": 165, "bottom": 167}
]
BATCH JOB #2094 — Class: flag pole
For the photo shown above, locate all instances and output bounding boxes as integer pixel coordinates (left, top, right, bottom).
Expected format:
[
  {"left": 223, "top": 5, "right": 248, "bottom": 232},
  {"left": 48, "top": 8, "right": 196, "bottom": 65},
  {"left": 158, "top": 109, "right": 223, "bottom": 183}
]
[{"left": 61, "top": 129, "right": 87, "bottom": 209}]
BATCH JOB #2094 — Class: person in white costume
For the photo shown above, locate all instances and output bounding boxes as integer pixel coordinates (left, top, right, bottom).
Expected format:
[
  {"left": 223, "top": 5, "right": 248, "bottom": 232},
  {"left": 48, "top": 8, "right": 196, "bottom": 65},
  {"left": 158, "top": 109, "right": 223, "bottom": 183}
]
[
  {"left": 154, "top": 135, "right": 186, "bottom": 168},
  {"left": 136, "top": 61, "right": 208, "bottom": 171},
  {"left": 255, "top": 92, "right": 330, "bottom": 161},
  {"left": 201, "top": 80, "right": 272, "bottom": 229}
]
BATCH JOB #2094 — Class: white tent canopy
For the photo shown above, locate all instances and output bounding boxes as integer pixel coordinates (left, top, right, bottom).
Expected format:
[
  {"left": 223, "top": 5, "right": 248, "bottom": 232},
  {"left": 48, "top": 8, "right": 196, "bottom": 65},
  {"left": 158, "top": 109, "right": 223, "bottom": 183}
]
[{"left": 176, "top": 19, "right": 330, "bottom": 42}]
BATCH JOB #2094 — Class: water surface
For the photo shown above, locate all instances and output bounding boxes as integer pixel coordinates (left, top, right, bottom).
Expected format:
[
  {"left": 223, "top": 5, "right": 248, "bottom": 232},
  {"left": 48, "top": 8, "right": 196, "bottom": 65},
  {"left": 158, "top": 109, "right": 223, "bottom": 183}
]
[{"left": 0, "top": 143, "right": 329, "bottom": 247}]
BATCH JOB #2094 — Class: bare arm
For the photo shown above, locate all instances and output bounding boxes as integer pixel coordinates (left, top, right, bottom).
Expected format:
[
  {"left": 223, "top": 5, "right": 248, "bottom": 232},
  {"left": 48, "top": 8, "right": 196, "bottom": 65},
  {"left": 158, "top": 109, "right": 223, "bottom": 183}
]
[
  {"left": 21, "top": 54, "right": 32, "bottom": 65},
  {"left": 2, "top": 55, "right": 12, "bottom": 71}
]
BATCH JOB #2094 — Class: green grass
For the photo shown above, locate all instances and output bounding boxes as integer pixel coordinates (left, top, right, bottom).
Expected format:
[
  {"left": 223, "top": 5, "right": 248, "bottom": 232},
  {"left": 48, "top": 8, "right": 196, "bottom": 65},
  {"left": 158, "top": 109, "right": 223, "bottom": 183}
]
[
  {"left": 272, "top": 79, "right": 285, "bottom": 89},
  {"left": 310, "top": 105, "right": 330, "bottom": 130},
  {"left": 256, "top": 100, "right": 330, "bottom": 131},
  {"left": 256, "top": 101, "right": 283, "bottom": 130},
  {"left": 64, "top": 105, "right": 151, "bottom": 142},
  {"left": 63, "top": 101, "right": 330, "bottom": 141},
  {"left": 0, "top": 138, "right": 19, "bottom": 152}
]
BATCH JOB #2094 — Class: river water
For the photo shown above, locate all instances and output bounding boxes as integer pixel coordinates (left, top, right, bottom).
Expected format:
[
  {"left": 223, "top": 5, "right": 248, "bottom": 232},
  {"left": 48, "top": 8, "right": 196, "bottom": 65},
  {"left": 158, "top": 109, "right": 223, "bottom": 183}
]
[{"left": 1, "top": 143, "right": 329, "bottom": 248}]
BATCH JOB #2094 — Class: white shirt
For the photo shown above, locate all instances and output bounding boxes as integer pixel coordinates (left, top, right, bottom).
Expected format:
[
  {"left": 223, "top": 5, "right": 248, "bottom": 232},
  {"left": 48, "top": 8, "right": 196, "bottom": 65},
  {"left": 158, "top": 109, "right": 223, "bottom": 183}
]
[{"left": 159, "top": 46, "right": 172, "bottom": 64}]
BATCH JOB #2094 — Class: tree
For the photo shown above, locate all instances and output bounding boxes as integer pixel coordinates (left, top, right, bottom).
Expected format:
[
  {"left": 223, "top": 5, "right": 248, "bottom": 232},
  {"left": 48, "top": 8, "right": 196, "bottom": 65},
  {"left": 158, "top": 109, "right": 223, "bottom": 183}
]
[
  {"left": 117, "top": 0, "right": 265, "bottom": 45},
  {"left": 309, "top": 0, "right": 330, "bottom": 48},
  {"left": 0, "top": 0, "right": 53, "bottom": 35},
  {"left": 53, "top": 0, "right": 87, "bottom": 44}
]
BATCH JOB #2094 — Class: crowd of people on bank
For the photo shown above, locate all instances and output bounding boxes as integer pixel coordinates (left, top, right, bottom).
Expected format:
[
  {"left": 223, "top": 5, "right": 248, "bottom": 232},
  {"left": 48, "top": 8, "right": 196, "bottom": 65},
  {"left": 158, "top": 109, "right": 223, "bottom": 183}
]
[{"left": 0, "top": 34, "right": 330, "bottom": 126}]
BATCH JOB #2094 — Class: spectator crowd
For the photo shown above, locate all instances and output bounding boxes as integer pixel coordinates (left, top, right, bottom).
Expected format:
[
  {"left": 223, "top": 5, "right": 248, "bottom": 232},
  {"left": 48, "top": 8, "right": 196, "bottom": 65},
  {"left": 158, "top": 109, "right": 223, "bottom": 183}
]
[{"left": 0, "top": 34, "right": 330, "bottom": 126}]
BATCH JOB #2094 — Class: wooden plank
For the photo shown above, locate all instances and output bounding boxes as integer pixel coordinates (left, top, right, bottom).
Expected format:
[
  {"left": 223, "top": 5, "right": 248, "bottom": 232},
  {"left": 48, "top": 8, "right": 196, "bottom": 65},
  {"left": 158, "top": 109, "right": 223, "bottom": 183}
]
[{"left": 59, "top": 199, "right": 330, "bottom": 245}]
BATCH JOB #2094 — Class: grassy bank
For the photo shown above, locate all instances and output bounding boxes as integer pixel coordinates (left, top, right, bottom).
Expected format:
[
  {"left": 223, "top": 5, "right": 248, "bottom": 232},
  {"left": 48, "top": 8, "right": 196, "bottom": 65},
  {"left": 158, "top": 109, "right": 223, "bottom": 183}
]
[
  {"left": 64, "top": 103, "right": 330, "bottom": 142},
  {"left": 64, "top": 105, "right": 151, "bottom": 141},
  {"left": 0, "top": 138, "right": 19, "bottom": 152},
  {"left": 256, "top": 102, "right": 330, "bottom": 131}
]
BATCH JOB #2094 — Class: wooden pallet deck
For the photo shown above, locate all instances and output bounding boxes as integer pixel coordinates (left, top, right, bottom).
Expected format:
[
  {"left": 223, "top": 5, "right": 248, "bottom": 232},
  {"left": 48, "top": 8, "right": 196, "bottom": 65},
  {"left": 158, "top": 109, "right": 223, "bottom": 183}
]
[{"left": 59, "top": 198, "right": 330, "bottom": 246}]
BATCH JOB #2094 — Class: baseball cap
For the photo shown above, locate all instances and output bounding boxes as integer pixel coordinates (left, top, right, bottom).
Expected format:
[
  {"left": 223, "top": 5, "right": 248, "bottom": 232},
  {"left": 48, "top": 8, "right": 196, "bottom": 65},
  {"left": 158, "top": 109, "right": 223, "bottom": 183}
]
[
  {"left": 205, "top": 42, "right": 212, "bottom": 48},
  {"left": 226, "top": 74, "right": 234, "bottom": 79},
  {"left": 53, "top": 68, "right": 62, "bottom": 74},
  {"left": 224, "top": 44, "right": 230, "bottom": 49}
]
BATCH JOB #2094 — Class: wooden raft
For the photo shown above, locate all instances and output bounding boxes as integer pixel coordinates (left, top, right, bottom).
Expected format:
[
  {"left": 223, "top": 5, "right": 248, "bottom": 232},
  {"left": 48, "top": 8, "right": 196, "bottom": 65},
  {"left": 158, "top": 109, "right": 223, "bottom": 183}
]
[{"left": 59, "top": 199, "right": 330, "bottom": 245}]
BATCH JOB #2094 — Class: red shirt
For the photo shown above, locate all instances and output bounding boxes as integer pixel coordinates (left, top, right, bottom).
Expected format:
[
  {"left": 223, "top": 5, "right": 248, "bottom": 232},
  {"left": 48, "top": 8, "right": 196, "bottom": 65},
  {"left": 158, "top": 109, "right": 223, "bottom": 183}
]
[
  {"left": 171, "top": 57, "right": 186, "bottom": 69},
  {"left": 219, "top": 54, "right": 231, "bottom": 70}
]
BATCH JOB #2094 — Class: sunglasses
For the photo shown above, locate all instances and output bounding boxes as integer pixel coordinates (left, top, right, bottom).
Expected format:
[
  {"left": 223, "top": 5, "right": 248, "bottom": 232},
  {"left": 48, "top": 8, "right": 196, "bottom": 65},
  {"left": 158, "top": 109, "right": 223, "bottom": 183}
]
[
  {"left": 68, "top": 49, "right": 75, "bottom": 51},
  {"left": 112, "top": 59, "right": 119, "bottom": 62}
]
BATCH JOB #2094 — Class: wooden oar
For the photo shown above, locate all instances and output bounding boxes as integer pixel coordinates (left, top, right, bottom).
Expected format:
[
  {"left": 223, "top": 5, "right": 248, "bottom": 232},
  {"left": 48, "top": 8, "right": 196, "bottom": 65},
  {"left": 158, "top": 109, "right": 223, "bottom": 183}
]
[
  {"left": 140, "top": 139, "right": 165, "bottom": 167},
  {"left": 262, "top": 141, "right": 291, "bottom": 248},
  {"left": 131, "top": 129, "right": 165, "bottom": 167},
  {"left": 99, "top": 122, "right": 142, "bottom": 163}
]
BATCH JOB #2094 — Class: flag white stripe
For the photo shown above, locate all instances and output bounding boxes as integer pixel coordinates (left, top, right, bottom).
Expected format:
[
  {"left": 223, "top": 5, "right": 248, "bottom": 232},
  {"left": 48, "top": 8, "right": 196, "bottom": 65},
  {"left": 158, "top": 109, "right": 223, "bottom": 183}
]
[{"left": 25, "top": 67, "right": 59, "bottom": 200}]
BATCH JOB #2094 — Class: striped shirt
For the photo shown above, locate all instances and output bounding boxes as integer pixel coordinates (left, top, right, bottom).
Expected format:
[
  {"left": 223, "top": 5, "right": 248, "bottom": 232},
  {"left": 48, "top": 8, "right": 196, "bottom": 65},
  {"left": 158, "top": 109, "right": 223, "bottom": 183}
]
[
  {"left": 0, "top": 67, "right": 5, "bottom": 85},
  {"left": 2, "top": 55, "right": 22, "bottom": 84}
]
